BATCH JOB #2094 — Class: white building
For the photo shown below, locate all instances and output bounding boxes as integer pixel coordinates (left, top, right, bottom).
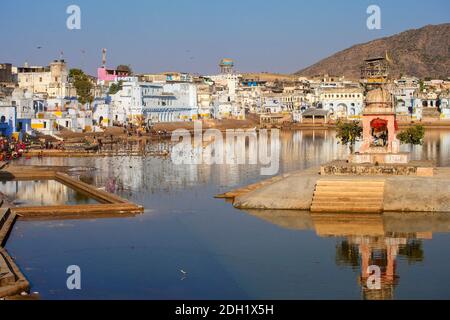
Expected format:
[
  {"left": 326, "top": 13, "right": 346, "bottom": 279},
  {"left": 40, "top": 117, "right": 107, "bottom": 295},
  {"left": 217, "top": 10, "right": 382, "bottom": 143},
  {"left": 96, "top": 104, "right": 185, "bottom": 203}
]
[
  {"left": 262, "top": 97, "right": 285, "bottom": 113},
  {"left": 31, "top": 109, "right": 93, "bottom": 135},
  {"left": 10, "top": 88, "right": 34, "bottom": 134},
  {"left": 93, "top": 104, "right": 112, "bottom": 127},
  {"left": 318, "top": 87, "right": 364, "bottom": 119},
  {"left": 393, "top": 77, "right": 420, "bottom": 116},
  {"left": 110, "top": 80, "right": 199, "bottom": 125},
  {"left": 439, "top": 93, "right": 450, "bottom": 119},
  {"left": 209, "top": 73, "right": 240, "bottom": 104}
]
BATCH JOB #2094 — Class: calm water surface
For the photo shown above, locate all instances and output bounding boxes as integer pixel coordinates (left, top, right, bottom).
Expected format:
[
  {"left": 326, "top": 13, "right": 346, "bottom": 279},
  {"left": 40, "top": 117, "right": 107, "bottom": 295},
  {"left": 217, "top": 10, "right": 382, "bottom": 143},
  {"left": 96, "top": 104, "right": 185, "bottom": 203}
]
[
  {"left": 5, "top": 129, "right": 450, "bottom": 300},
  {"left": 0, "top": 180, "right": 98, "bottom": 206}
]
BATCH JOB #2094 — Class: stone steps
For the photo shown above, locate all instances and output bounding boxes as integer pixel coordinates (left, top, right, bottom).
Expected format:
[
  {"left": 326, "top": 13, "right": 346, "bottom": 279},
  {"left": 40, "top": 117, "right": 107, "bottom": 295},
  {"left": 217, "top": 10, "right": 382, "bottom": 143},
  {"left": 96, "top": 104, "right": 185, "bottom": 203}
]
[
  {"left": 312, "top": 198, "right": 383, "bottom": 204},
  {"left": 311, "top": 180, "right": 385, "bottom": 213},
  {"left": 312, "top": 195, "right": 383, "bottom": 201}
]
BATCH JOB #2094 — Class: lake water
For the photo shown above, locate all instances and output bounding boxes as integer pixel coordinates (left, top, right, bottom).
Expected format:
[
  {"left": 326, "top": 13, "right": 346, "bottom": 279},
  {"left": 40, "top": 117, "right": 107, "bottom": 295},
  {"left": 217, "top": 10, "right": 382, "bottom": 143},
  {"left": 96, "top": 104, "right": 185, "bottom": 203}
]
[{"left": 4, "top": 129, "right": 450, "bottom": 300}]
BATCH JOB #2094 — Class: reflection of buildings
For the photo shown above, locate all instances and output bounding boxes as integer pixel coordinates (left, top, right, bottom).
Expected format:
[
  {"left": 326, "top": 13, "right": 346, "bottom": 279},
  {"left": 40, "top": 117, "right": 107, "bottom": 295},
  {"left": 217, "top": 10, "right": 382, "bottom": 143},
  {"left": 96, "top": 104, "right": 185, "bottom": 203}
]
[
  {"left": 281, "top": 130, "right": 349, "bottom": 172},
  {"left": 243, "top": 210, "right": 450, "bottom": 300},
  {"left": 0, "top": 180, "right": 92, "bottom": 206},
  {"left": 401, "top": 129, "right": 450, "bottom": 167}
]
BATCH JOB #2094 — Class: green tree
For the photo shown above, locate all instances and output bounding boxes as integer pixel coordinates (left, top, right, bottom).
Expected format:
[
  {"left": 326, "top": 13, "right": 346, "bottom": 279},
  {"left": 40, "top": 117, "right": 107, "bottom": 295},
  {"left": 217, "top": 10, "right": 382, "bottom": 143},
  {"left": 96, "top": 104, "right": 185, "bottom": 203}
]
[
  {"left": 419, "top": 80, "right": 426, "bottom": 92},
  {"left": 69, "top": 68, "right": 93, "bottom": 105},
  {"left": 336, "top": 120, "right": 363, "bottom": 153},
  {"left": 397, "top": 124, "right": 425, "bottom": 145},
  {"left": 108, "top": 80, "right": 123, "bottom": 95}
]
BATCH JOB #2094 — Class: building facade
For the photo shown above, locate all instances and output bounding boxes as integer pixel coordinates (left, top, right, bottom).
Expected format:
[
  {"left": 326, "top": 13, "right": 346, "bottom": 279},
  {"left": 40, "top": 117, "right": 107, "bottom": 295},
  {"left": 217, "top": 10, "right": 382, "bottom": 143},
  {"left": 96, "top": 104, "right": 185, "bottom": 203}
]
[
  {"left": 17, "top": 60, "right": 68, "bottom": 98},
  {"left": 319, "top": 87, "right": 364, "bottom": 119}
]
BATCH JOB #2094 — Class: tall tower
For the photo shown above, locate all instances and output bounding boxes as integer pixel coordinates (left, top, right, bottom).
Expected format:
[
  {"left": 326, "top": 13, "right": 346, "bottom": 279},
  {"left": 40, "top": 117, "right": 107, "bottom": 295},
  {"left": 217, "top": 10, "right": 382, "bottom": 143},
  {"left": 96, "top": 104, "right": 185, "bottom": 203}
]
[
  {"left": 102, "top": 48, "right": 107, "bottom": 68},
  {"left": 360, "top": 57, "right": 389, "bottom": 88},
  {"left": 219, "top": 58, "right": 234, "bottom": 74}
]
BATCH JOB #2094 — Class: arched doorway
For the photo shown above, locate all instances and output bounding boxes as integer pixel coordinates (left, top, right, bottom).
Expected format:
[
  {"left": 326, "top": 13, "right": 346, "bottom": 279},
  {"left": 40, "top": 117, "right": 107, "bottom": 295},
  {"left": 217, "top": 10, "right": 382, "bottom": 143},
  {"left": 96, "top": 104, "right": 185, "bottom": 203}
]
[
  {"left": 336, "top": 103, "right": 348, "bottom": 119},
  {"left": 370, "top": 118, "right": 388, "bottom": 147}
]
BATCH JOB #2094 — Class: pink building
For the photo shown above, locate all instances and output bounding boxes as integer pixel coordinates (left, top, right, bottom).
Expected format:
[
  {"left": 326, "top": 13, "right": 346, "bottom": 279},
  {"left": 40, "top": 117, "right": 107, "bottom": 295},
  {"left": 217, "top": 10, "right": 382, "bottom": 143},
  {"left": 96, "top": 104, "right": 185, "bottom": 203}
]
[{"left": 97, "top": 67, "right": 129, "bottom": 82}]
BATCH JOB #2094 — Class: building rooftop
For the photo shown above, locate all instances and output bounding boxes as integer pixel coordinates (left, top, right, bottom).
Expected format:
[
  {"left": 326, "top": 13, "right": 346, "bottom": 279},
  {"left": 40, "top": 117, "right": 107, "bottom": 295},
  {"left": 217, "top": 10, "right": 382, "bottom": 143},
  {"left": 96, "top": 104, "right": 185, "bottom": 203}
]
[{"left": 302, "top": 108, "right": 329, "bottom": 117}]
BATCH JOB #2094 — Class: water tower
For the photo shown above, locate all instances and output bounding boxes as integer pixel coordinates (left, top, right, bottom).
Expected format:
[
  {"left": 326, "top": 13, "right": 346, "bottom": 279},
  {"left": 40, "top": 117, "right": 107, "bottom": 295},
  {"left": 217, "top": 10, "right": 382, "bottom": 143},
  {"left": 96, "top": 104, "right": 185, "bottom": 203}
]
[{"left": 219, "top": 58, "right": 234, "bottom": 74}]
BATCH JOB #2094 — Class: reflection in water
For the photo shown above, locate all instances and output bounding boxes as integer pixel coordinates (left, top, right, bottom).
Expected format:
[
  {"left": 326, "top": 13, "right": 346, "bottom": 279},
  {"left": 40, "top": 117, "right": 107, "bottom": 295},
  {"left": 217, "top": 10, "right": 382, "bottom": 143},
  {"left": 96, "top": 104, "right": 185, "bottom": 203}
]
[
  {"left": 0, "top": 180, "right": 98, "bottom": 206},
  {"left": 245, "top": 210, "right": 449, "bottom": 300},
  {"left": 8, "top": 129, "right": 450, "bottom": 300},
  {"left": 403, "top": 129, "right": 450, "bottom": 166},
  {"left": 14, "top": 130, "right": 450, "bottom": 194},
  {"left": 337, "top": 235, "right": 422, "bottom": 300}
]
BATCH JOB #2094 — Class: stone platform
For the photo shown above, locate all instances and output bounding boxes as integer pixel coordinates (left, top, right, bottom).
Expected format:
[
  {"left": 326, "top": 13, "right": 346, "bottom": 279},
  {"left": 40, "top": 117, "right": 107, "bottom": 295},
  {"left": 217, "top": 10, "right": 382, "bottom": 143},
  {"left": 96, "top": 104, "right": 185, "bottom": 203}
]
[{"left": 217, "top": 166, "right": 450, "bottom": 213}]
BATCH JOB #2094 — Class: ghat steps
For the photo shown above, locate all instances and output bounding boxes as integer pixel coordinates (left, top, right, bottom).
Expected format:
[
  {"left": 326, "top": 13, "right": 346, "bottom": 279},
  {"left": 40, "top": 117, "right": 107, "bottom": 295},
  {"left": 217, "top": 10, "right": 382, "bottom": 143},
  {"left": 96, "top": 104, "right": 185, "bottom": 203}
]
[{"left": 310, "top": 180, "right": 385, "bottom": 213}]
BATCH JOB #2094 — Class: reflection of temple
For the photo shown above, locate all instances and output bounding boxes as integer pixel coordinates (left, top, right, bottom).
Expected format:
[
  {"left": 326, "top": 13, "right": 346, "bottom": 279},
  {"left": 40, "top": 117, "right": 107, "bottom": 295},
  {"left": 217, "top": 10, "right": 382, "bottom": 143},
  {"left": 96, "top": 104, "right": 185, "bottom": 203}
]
[
  {"left": 313, "top": 214, "right": 430, "bottom": 300},
  {"left": 243, "top": 210, "right": 449, "bottom": 300},
  {"left": 338, "top": 235, "right": 425, "bottom": 300}
]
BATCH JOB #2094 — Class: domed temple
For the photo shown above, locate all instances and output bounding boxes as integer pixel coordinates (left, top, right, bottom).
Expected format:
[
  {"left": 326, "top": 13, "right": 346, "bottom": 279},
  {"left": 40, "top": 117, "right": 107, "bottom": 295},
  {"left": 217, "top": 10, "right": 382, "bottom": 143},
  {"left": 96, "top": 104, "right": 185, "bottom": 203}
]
[{"left": 349, "top": 86, "right": 410, "bottom": 165}]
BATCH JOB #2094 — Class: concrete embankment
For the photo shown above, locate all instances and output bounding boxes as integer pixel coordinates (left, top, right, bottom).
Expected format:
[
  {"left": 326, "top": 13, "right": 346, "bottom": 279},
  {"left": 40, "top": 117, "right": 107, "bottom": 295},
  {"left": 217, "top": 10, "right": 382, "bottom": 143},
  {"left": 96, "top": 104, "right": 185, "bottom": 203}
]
[
  {"left": 0, "top": 208, "right": 30, "bottom": 298},
  {"left": 0, "top": 209, "right": 16, "bottom": 247},
  {"left": 0, "top": 248, "right": 30, "bottom": 298},
  {"left": 224, "top": 167, "right": 450, "bottom": 213},
  {"left": 231, "top": 168, "right": 319, "bottom": 210}
]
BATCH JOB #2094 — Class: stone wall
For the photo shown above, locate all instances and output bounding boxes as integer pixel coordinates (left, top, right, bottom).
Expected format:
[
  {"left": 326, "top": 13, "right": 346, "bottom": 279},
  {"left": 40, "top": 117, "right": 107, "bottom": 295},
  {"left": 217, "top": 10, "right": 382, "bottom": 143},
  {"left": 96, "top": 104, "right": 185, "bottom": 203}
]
[{"left": 321, "top": 160, "right": 434, "bottom": 176}]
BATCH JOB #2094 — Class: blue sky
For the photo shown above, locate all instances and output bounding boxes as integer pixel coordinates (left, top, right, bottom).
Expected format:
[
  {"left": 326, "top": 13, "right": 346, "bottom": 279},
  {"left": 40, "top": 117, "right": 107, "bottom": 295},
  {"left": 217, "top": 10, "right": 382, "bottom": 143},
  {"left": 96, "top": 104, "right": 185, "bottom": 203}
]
[{"left": 0, "top": 0, "right": 448, "bottom": 75}]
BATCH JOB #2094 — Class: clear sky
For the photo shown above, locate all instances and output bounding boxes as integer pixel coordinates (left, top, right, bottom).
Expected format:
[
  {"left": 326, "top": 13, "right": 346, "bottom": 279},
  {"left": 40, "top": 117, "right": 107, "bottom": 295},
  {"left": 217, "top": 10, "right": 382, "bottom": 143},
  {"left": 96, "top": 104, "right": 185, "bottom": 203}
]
[{"left": 1, "top": 0, "right": 448, "bottom": 76}]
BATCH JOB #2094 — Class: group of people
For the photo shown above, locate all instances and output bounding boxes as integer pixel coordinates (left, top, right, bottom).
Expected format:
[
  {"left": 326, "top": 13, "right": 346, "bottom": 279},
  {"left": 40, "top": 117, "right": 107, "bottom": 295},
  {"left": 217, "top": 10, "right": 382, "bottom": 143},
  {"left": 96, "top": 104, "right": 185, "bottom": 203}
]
[{"left": 0, "top": 137, "right": 27, "bottom": 161}]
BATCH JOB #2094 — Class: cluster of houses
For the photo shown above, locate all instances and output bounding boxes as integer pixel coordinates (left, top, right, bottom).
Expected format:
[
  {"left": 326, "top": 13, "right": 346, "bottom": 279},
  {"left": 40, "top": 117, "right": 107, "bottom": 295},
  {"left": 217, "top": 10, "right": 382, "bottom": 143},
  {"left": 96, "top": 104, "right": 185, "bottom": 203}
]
[{"left": 0, "top": 57, "right": 449, "bottom": 138}]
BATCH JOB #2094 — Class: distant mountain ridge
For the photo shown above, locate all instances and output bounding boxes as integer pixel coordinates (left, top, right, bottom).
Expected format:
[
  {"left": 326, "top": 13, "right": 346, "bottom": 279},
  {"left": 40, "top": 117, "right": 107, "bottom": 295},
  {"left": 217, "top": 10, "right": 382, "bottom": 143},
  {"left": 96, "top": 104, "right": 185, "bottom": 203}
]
[{"left": 295, "top": 24, "right": 450, "bottom": 80}]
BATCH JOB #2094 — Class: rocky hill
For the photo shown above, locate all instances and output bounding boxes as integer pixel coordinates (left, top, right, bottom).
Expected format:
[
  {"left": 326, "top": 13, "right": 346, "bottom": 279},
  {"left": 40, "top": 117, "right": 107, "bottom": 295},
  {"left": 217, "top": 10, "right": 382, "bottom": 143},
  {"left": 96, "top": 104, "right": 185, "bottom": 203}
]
[{"left": 295, "top": 24, "right": 450, "bottom": 80}]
